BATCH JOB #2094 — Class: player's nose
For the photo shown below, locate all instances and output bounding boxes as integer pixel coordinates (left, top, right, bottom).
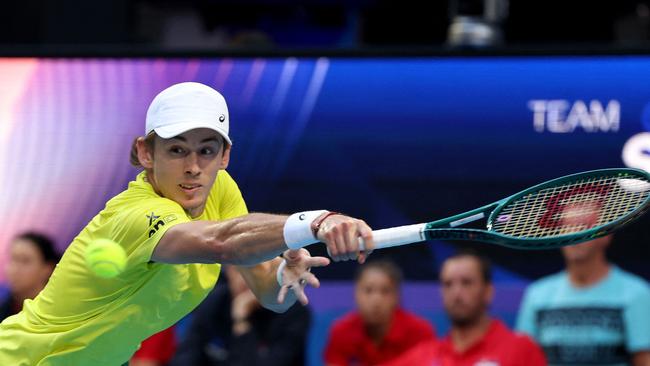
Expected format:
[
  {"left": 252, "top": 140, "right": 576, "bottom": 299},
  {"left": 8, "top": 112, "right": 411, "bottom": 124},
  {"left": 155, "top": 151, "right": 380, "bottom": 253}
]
[{"left": 184, "top": 153, "right": 201, "bottom": 176}]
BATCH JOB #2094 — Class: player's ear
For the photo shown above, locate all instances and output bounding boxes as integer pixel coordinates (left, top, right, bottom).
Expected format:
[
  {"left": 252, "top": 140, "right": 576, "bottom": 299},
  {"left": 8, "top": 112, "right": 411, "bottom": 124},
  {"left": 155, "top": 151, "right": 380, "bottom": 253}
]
[
  {"left": 220, "top": 143, "right": 231, "bottom": 169},
  {"left": 136, "top": 137, "right": 154, "bottom": 169}
]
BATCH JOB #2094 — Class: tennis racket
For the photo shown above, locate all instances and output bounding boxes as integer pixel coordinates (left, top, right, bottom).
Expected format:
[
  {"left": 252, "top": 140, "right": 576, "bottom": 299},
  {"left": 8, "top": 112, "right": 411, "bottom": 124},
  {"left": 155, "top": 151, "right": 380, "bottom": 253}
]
[{"left": 360, "top": 168, "right": 650, "bottom": 250}]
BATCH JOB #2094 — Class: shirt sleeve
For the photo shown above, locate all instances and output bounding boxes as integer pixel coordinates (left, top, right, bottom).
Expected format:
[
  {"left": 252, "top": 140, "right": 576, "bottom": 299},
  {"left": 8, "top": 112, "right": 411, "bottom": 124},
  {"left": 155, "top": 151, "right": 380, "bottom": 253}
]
[
  {"left": 624, "top": 283, "right": 650, "bottom": 352},
  {"left": 217, "top": 170, "right": 248, "bottom": 219},
  {"left": 109, "top": 197, "right": 191, "bottom": 266},
  {"left": 515, "top": 286, "right": 538, "bottom": 338}
]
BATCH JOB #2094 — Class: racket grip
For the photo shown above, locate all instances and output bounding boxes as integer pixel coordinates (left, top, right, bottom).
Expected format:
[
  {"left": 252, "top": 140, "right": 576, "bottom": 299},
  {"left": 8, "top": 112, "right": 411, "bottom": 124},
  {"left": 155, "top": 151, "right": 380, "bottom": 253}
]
[{"left": 359, "top": 223, "right": 427, "bottom": 251}]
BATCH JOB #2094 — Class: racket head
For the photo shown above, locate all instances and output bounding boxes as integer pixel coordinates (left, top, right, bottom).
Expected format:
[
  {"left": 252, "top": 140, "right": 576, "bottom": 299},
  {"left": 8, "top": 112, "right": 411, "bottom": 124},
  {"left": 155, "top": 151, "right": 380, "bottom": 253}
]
[{"left": 487, "top": 168, "right": 650, "bottom": 249}]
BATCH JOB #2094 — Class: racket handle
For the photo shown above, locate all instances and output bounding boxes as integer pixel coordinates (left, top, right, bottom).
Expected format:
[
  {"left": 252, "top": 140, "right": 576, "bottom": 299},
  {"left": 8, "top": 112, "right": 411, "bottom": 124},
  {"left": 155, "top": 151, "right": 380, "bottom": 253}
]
[{"left": 359, "top": 223, "right": 427, "bottom": 251}]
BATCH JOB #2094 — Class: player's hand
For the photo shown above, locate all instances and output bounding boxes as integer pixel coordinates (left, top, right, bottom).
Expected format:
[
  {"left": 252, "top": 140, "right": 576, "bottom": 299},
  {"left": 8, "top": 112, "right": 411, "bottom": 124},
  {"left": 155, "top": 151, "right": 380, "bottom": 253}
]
[
  {"left": 316, "top": 214, "right": 374, "bottom": 263},
  {"left": 277, "top": 249, "right": 330, "bottom": 305}
]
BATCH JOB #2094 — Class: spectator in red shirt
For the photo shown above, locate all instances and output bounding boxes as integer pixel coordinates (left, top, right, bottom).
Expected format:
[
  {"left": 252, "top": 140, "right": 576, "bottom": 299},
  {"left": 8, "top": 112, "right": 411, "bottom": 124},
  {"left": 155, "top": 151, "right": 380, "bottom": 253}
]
[
  {"left": 130, "top": 326, "right": 176, "bottom": 366},
  {"left": 382, "top": 250, "right": 546, "bottom": 366},
  {"left": 324, "top": 260, "right": 436, "bottom": 366}
]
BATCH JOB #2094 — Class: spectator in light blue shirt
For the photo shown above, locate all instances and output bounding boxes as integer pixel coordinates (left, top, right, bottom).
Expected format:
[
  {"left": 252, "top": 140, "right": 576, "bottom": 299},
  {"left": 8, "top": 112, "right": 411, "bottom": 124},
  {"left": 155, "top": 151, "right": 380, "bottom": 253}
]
[{"left": 516, "top": 235, "right": 650, "bottom": 366}]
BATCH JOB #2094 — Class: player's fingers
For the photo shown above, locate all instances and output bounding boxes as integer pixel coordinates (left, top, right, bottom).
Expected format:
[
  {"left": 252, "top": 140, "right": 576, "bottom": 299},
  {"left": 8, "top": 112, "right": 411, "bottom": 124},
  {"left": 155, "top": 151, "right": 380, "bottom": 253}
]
[
  {"left": 323, "top": 230, "right": 340, "bottom": 261},
  {"left": 304, "top": 256, "right": 330, "bottom": 268},
  {"left": 303, "top": 272, "right": 320, "bottom": 288},
  {"left": 357, "top": 221, "right": 374, "bottom": 264},
  {"left": 358, "top": 251, "right": 367, "bottom": 265},
  {"left": 343, "top": 221, "right": 360, "bottom": 262},
  {"left": 277, "top": 285, "right": 289, "bottom": 304},
  {"left": 339, "top": 220, "right": 357, "bottom": 261},
  {"left": 292, "top": 285, "right": 309, "bottom": 305},
  {"left": 332, "top": 226, "right": 347, "bottom": 262}
]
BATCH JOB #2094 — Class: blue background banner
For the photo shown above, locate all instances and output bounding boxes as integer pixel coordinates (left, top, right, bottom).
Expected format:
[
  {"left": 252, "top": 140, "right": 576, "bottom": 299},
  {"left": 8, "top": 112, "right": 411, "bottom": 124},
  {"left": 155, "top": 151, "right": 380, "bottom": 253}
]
[{"left": 2, "top": 55, "right": 650, "bottom": 365}]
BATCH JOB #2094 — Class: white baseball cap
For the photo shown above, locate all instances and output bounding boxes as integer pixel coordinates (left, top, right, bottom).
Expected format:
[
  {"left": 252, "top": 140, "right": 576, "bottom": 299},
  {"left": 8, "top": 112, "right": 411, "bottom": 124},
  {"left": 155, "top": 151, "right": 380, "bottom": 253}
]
[{"left": 145, "top": 82, "right": 232, "bottom": 145}]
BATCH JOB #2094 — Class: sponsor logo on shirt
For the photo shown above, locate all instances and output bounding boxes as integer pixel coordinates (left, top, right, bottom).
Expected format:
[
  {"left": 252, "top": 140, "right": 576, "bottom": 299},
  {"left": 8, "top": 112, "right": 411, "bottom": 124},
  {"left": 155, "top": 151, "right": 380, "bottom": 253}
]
[
  {"left": 147, "top": 213, "right": 178, "bottom": 238},
  {"left": 147, "top": 212, "right": 160, "bottom": 226}
]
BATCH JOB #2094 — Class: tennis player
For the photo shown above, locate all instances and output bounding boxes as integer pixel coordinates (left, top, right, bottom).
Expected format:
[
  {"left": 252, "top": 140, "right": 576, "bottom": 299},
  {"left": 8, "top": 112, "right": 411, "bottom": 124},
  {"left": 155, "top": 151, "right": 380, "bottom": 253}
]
[{"left": 0, "top": 82, "right": 374, "bottom": 365}]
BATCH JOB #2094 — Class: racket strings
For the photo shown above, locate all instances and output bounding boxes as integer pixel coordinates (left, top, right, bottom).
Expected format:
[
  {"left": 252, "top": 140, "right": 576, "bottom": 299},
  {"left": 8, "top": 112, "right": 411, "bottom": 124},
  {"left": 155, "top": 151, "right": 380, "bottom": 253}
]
[{"left": 490, "top": 173, "right": 650, "bottom": 238}]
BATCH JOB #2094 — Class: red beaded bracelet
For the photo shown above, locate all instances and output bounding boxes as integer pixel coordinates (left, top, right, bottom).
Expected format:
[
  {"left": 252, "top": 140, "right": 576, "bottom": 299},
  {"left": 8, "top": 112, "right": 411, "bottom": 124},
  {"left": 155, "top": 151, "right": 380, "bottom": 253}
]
[{"left": 310, "top": 211, "right": 342, "bottom": 237}]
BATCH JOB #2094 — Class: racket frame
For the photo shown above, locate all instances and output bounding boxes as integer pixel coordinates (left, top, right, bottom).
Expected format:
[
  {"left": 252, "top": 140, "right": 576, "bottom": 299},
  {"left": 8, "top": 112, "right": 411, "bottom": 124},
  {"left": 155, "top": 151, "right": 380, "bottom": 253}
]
[{"left": 421, "top": 168, "right": 650, "bottom": 249}]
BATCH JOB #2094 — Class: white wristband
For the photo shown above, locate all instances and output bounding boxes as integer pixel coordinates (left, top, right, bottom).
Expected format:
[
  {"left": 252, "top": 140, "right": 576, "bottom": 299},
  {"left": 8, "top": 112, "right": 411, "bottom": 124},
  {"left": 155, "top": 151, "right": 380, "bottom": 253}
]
[
  {"left": 276, "top": 258, "right": 287, "bottom": 286},
  {"left": 283, "top": 210, "right": 328, "bottom": 250}
]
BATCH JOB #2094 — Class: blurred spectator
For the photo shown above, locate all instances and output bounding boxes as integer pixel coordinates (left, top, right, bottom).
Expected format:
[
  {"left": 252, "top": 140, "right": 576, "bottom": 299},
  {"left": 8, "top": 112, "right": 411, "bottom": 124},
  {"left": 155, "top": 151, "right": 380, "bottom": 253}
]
[
  {"left": 437, "top": 250, "right": 545, "bottom": 365},
  {"left": 169, "top": 265, "right": 310, "bottom": 366},
  {"left": 323, "top": 260, "right": 435, "bottom": 366},
  {"left": 383, "top": 250, "right": 545, "bottom": 366},
  {"left": 517, "top": 235, "right": 650, "bottom": 366},
  {"left": 130, "top": 326, "right": 176, "bottom": 366},
  {"left": 1, "top": 232, "right": 59, "bottom": 321}
]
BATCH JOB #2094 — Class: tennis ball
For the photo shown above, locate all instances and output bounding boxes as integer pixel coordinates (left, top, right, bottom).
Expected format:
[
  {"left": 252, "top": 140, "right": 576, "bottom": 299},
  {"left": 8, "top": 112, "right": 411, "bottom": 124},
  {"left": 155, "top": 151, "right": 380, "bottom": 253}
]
[{"left": 85, "top": 238, "right": 127, "bottom": 278}]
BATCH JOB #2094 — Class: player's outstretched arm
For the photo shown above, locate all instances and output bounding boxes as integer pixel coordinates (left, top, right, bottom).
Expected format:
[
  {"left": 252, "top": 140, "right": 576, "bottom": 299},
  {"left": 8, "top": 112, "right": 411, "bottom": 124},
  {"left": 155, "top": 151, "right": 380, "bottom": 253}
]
[
  {"left": 151, "top": 211, "right": 374, "bottom": 266},
  {"left": 152, "top": 213, "right": 287, "bottom": 265}
]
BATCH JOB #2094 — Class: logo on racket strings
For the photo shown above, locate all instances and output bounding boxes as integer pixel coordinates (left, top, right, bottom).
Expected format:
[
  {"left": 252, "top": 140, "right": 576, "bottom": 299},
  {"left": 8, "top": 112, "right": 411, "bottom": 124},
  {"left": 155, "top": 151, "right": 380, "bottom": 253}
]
[
  {"left": 538, "top": 184, "right": 611, "bottom": 229},
  {"left": 496, "top": 214, "right": 511, "bottom": 222}
]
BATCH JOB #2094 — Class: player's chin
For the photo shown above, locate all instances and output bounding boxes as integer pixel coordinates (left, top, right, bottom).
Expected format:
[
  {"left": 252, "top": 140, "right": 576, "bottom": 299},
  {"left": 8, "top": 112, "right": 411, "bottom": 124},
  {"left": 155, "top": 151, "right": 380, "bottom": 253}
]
[{"left": 179, "top": 196, "right": 208, "bottom": 212}]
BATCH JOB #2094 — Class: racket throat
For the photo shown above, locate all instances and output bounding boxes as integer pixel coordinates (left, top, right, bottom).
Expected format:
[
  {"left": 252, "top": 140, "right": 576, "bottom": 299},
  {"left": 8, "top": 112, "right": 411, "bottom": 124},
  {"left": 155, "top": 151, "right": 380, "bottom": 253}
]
[
  {"left": 427, "top": 203, "right": 497, "bottom": 230},
  {"left": 449, "top": 212, "right": 485, "bottom": 227}
]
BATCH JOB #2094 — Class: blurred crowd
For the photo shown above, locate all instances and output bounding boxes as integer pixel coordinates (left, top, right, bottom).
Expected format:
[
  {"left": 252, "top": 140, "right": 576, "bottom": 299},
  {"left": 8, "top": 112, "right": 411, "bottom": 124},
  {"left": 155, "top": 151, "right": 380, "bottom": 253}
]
[
  {"left": 2, "top": 231, "right": 649, "bottom": 366},
  {"left": 3, "top": 1, "right": 650, "bottom": 49}
]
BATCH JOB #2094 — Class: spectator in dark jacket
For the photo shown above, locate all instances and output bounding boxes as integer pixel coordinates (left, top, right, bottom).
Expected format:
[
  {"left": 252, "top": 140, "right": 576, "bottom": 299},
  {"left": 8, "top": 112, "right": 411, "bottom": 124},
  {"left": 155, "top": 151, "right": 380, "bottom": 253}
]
[{"left": 170, "top": 265, "right": 310, "bottom": 366}]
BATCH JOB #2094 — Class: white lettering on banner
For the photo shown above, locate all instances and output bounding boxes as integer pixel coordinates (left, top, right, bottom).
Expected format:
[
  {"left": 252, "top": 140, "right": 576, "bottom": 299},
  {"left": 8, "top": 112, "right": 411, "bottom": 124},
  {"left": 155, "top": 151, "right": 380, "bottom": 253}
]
[
  {"left": 529, "top": 99, "right": 620, "bottom": 133},
  {"left": 622, "top": 132, "right": 650, "bottom": 172}
]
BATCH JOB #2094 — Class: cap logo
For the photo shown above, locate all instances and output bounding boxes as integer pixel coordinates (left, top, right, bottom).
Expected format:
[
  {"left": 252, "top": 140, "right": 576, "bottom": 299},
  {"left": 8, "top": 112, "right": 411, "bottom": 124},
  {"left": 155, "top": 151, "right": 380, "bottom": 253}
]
[{"left": 219, "top": 114, "right": 226, "bottom": 122}]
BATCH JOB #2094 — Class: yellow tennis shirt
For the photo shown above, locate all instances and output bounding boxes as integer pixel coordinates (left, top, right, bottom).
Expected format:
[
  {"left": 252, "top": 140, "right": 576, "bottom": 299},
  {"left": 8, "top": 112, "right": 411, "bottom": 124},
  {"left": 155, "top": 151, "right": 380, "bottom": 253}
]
[{"left": 0, "top": 170, "right": 248, "bottom": 365}]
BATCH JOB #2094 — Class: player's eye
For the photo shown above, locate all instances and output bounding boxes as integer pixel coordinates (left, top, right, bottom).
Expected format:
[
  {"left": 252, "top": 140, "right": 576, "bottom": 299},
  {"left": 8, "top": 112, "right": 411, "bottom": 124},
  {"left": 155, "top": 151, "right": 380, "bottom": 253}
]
[
  {"left": 200, "top": 147, "right": 214, "bottom": 155},
  {"left": 169, "top": 146, "right": 185, "bottom": 155}
]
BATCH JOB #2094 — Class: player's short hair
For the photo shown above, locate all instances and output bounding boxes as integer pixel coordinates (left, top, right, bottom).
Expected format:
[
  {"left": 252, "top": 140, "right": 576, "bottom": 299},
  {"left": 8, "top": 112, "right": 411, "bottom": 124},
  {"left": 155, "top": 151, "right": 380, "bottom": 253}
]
[
  {"left": 355, "top": 259, "right": 403, "bottom": 288},
  {"left": 444, "top": 249, "right": 492, "bottom": 284},
  {"left": 14, "top": 232, "right": 60, "bottom": 264}
]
